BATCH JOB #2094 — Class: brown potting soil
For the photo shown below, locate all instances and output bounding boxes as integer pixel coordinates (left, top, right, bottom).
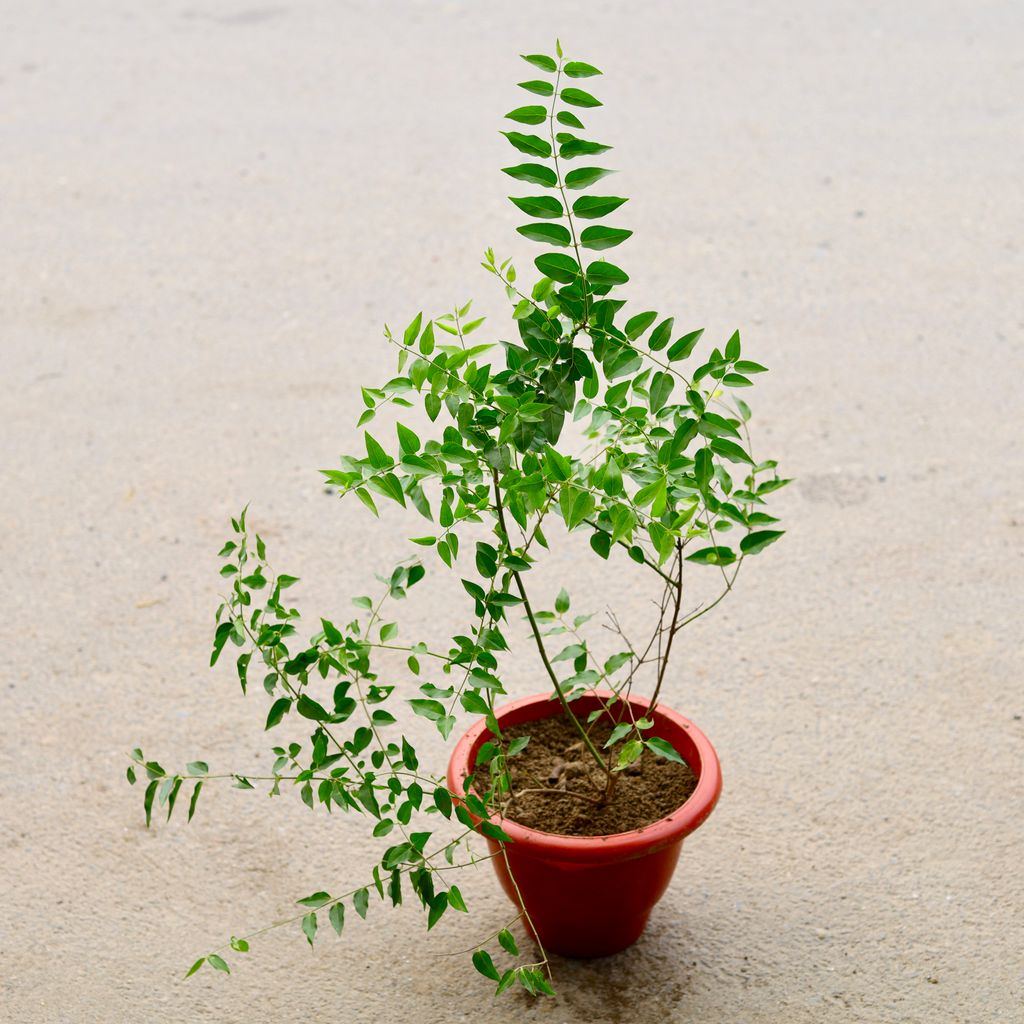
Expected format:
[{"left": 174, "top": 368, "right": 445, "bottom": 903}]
[{"left": 497, "top": 713, "right": 698, "bottom": 837}]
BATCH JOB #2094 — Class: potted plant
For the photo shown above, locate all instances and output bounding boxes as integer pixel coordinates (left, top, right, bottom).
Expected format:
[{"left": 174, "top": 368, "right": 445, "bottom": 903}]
[{"left": 128, "top": 42, "right": 787, "bottom": 997}]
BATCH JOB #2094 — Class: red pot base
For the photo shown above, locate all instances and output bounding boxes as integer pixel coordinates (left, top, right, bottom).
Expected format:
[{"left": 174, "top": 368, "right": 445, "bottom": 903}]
[{"left": 447, "top": 692, "right": 722, "bottom": 959}]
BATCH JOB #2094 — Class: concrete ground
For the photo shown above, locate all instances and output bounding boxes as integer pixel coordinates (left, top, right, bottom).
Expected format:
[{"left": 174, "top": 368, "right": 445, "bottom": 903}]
[{"left": 2, "top": 2, "right": 1022, "bottom": 1022}]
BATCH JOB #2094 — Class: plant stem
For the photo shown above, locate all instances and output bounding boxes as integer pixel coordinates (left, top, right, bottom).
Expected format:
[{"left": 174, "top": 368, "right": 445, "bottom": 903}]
[
  {"left": 498, "top": 843, "right": 551, "bottom": 978},
  {"left": 490, "top": 469, "right": 609, "bottom": 776},
  {"left": 649, "top": 539, "right": 685, "bottom": 709}
]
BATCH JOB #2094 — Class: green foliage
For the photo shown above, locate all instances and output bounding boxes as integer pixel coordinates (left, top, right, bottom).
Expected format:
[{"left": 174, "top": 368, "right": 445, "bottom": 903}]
[{"left": 129, "top": 42, "right": 787, "bottom": 999}]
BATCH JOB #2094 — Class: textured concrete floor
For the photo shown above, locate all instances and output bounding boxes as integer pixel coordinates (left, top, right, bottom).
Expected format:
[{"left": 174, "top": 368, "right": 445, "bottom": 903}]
[{"left": 2, "top": 2, "right": 1022, "bottom": 1022}]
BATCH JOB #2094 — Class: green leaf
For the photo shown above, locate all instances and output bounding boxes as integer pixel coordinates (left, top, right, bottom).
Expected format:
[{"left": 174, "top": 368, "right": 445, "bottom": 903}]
[
  {"left": 565, "top": 166, "right": 615, "bottom": 189},
  {"left": 586, "top": 260, "right": 629, "bottom": 286},
  {"left": 409, "top": 698, "right": 445, "bottom": 722},
  {"left": 354, "top": 488, "right": 378, "bottom": 516},
  {"left": 579, "top": 225, "right": 632, "bottom": 250},
  {"left": 296, "top": 695, "right": 330, "bottom": 721},
  {"left": 396, "top": 422, "right": 421, "bottom": 454},
  {"left": 723, "top": 372, "right": 753, "bottom": 387},
  {"left": 695, "top": 447, "right": 713, "bottom": 486},
  {"left": 187, "top": 781, "right": 203, "bottom": 822},
  {"left": 508, "top": 736, "right": 530, "bottom": 755},
  {"left": 710, "top": 438, "right": 754, "bottom": 465},
  {"left": 555, "top": 587, "right": 570, "bottom": 613},
  {"left": 558, "top": 136, "right": 612, "bottom": 159},
  {"left": 478, "top": 820, "right": 513, "bottom": 842},
  {"left": 561, "top": 87, "right": 602, "bottom": 108},
  {"left": 329, "top": 902, "right": 345, "bottom": 936},
  {"left": 624, "top": 311, "right": 656, "bottom": 339},
  {"left": 725, "top": 329, "right": 741, "bottom": 360},
  {"left": 667, "top": 328, "right": 704, "bottom": 361},
  {"left": 502, "top": 163, "right": 558, "bottom": 187},
  {"left": 740, "top": 530, "right": 785, "bottom": 554},
  {"left": 433, "top": 786, "right": 453, "bottom": 818},
  {"left": 508, "top": 195, "right": 563, "bottom": 219},
  {"left": 448, "top": 884, "right": 468, "bottom": 912},
  {"left": 210, "top": 621, "right": 232, "bottom": 666},
  {"left": 556, "top": 110, "right": 585, "bottom": 129},
  {"left": 297, "top": 891, "right": 332, "bottom": 908},
  {"left": 646, "top": 736, "right": 687, "bottom": 765},
  {"left": 472, "top": 949, "right": 501, "bottom": 982},
  {"left": 564, "top": 61, "right": 602, "bottom": 78},
  {"left": 517, "top": 222, "right": 571, "bottom": 246},
  {"left": 673, "top": 418, "right": 700, "bottom": 452},
  {"left": 364, "top": 432, "right": 392, "bottom": 469},
  {"left": 505, "top": 105, "right": 547, "bottom": 125},
  {"left": 498, "top": 929, "right": 520, "bottom": 956},
  {"left": 186, "top": 761, "right": 208, "bottom": 776},
  {"left": 184, "top": 957, "right": 205, "bottom": 978},
  {"left": 208, "top": 954, "right": 230, "bottom": 974},
  {"left": 649, "top": 371, "right": 674, "bottom": 413},
  {"left": 501, "top": 131, "right": 552, "bottom": 159},
  {"left": 353, "top": 888, "right": 369, "bottom": 919},
  {"left": 321, "top": 617, "right": 343, "bottom": 645},
  {"left": 734, "top": 359, "right": 768, "bottom": 374},
  {"left": 302, "top": 912, "right": 317, "bottom": 948},
  {"left": 518, "top": 79, "right": 554, "bottom": 97},
  {"left": 635, "top": 476, "right": 666, "bottom": 510},
  {"left": 615, "top": 739, "right": 643, "bottom": 770},
  {"left": 602, "top": 456, "right": 623, "bottom": 495},
  {"left": 686, "top": 545, "right": 737, "bottom": 566},
  {"left": 403, "top": 312, "right": 423, "bottom": 347},
  {"left": 603, "top": 722, "right": 632, "bottom": 747},
  {"left": 572, "top": 195, "right": 628, "bottom": 219},
  {"left": 418, "top": 320, "right": 435, "bottom": 354},
  {"left": 649, "top": 317, "right": 675, "bottom": 351},
  {"left": 520, "top": 53, "right": 557, "bottom": 72},
  {"left": 265, "top": 696, "right": 290, "bottom": 730},
  {"left": 534, "top": 253, "right": 580, "bottom": 283},
  {"left": 427, "top": 892, "right": 448, "bottom": 930},
  {"left": 143, "top": 780, "right": 158, "bottom": 827}
]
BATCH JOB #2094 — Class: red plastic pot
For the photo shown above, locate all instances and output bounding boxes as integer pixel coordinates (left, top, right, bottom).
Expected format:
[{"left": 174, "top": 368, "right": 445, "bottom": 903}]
[{"left": 446, "top": 690, "right": 722, "bottom": 958}]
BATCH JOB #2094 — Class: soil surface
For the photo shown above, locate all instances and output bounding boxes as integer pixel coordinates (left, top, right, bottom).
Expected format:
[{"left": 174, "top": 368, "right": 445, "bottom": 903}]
[{"left": 500, "top": 715, "right": 697, "bottom": 837}]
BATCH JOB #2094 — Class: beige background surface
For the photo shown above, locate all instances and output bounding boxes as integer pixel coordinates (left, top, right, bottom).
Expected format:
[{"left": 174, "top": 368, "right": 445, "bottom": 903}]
[{"left": 2, "top": 2, "right": 1022, "bottom": 1022}]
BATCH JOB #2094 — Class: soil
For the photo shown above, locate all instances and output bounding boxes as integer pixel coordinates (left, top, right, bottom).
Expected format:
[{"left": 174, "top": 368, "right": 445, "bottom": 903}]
[{"left": 497, "top": 713, "right": 698, "bottom": 837}]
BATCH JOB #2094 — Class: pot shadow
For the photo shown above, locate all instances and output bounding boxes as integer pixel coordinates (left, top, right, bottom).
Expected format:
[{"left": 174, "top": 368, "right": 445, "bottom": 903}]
[{"left": 514, "top": 915, "right": 705, "bottom": 1023}]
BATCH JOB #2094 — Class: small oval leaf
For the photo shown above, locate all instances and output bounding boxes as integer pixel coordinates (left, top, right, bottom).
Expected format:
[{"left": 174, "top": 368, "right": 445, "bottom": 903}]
[
  {"left": 505, "top": 105, "right": 547, "bottom": 125},
  {"left": 579, "top": 225, "right": 632, "bottom": 250},
  {"left": 508, "top": 195, "right": 564, "bottom": 219},
  {"left": 564, "top": 166, "right": 615, "bottom": 190},
  {"left": 564, "top": 61, "right": 602, "bottom": 78},
  {"left": 572, "top": 195, "right": 628, "bottom": 219},
  {"left": 518, "top": 79, "right": 554, "bottom": 97},
  {"left": 586, "top": 260, "right": 629, "bottom": 286},
  {"left": 517, "top": 222, "right": 572, "bottom": 246},
  {"left": 501, "top": 131, "right": 552, "bottom": 159},
  {"left": 561, "top": 87, "right": 602, "bottom": 108},
  {"left": 520, "top": 53, "right": 557, "bottom": 72},
  {"left": 501, "top": 163, "right": 558, "bottom": 187},
  {"left": 534, "top": 252, "right": 581, "bottom": 283}
]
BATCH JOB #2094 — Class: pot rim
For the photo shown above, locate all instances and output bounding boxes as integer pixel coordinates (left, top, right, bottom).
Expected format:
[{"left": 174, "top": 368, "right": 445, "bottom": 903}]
[{"left": 446, "top": 690, "right": 722, "bottom": 863}]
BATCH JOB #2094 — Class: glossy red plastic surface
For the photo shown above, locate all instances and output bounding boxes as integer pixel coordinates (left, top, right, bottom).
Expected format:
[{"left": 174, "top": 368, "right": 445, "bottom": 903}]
[{"left": 446, "top": 691, "right": 722, "bottom": 958}]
